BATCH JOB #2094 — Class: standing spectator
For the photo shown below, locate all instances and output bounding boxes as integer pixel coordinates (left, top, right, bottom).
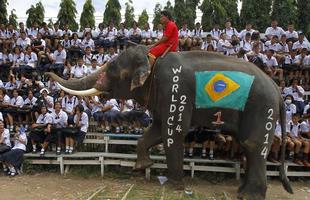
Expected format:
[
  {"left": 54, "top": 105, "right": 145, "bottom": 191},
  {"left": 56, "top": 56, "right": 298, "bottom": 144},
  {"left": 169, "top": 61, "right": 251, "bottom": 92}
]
[
  {"left": 128, "top": 21, "right": 142, "bottom": 44},
  {"left": 222, "top": 20, "right": 238, "bottom": 41},
  {"left": 265, "top": 20, "right": 285, "bottom": 41},
  {"left": 178, "top": 23, "right": 192, "bottom": 51},
  {"left": 0, "top": 124, "right": 27, "bottom": 176},
  {"left": 239, "top": 23, "right": 255, "bottom": 40},
  {"left": 141, "top": 23, "right": 153, "bottom": 45},
  {"left": 51, "top": 44, "right": 66, "bottom": 76},
  {"left": 191, "top": 22, "right": 203, "bottom": 47}
]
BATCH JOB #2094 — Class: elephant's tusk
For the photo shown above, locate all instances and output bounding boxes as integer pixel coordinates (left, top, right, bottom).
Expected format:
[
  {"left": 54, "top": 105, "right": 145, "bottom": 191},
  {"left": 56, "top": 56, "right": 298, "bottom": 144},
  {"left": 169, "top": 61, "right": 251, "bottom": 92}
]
[{"left": 56, "top": 83, "right": 102, "bottom": 96}]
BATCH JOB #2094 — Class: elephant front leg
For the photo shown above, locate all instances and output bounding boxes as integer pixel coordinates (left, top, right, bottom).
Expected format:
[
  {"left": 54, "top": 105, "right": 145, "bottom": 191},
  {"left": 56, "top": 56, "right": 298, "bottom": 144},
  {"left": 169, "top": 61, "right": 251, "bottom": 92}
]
[{"left": 135, "top": 120, "right": 162, "bottom": 170}]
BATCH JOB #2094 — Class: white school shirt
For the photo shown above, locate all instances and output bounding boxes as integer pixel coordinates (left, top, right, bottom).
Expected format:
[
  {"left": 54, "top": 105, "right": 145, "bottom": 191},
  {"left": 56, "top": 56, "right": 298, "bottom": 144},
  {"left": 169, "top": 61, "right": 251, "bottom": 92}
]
[
  {"left": 63, "top": 29, "right": 73, "bottom": 37},
  {"left": 240, "top": 40, "right": 252, "bottom": 52},
  {"left": 300, "top": 120, "right": 310, "bottom": 134},
  {"left": 52, "top": 28, "right": 63, "bottom": 37},
  {"left": 0, "top": 29, "right": 6, "bottom": 39},
  {"left": 39, "top": 28, "right": 53, "bottom": 36},
  {"left": 1, "top": 128, "right": 11, "bottom": 147},
  {"left": 238, "top": 29, "right": 255, "bottom": 40},
  {"left": 105, "top": 99, "right": 120, "bottom": 112},
  {"left": 292, "top": 41, "right": 309, "bottom": 51},
  {"left": 53, "top": 50, "right": 66, "bottom": 64},
  {"left": 13, "top": 53, "right": 25, "bottom": 65},
  {"left": 90, "top": 96, "right": 102, "bottom": 114},
  {"left": 62, "top": 96, "right": 78, "bottom": 113},
  {"left": 97, "top": 28, "right": 107, "bottom": 39},
  {"left": 299, "top": 55, "right": 310, "bottom": 66},
  {"left": 117, "top": 28, "right": 129, "bottom": 38},
  {"left": 74, "top": 112, "right": 89, "bottom": 133},
  {"left": 210, "top": 29, "right": 221, "bottom": 40},
  {"left": 122, "top": 100, "right": 134, "bottom": 112},
  {"left": 179, "top": 29, "right": 191, "bottom": 38},
  {"left": 278, "top": 42, "right": 289, "bottom": 53},
  {"left": 191, "top": 28, "right": 203, "bottom": 38},
  {"left": 71, "top": 65, "right": 87, "bottom": 78},
  {"left": 152, "top": 30, "right": 163, "bottom": 39},
  {"left": 83, "top": 53, "right": 94, "bottom": 66},
  {"left": 222, "top": 28, "right": 238, "bottom": 40},
  {"left": 217, "top": 39, "right": 231, "bottom": 53},
  {"left": 5, "top": 30, "right": 16, "bottom": 39},
  {"left": 285, "top": 31, "right": 298, "bottom": 40},
  {"left": 104, "top": 53, "right": 118, "bottom": 63},
  {"left": 285, "top": 103, "right": 296, "bottom": 123},
  {"left": 105, "top": 27, "right": 117, "bottom": 41},
  {"left": 283, "top": 86, "right": 305, "bottom": 102},
  {"left": 5, "top": 82, "right": 17, "bottom": 90},
  {"left": 27, "top": 28, "right": 38, "bottom": 39},
  {"left": 284, "top": 55, "right": 300, "bottom": 65},
  {"left": 265, "top": 41, "right": 282, "bottom": 52},
  {"left": 44, "top": 95, "right": 55, "bottom": 112},
  {"left": 24, "top": 96, "right": 38, "bottom": 106},
  {"left": 95, "top": 53, "right": 105, "bottom": 65},
  {"left": 71, "top": 39, "right": 81, "bottom": 47},
  {"left": 201, "top": 40, "right": 217, "bottom": 51},
  {"left": 10, "top": 96, "right": 24, "bottom": 107},
  {"left": 61, "top": 39, "right": 71, "bottom": 49},
  {"left": 36, "top": 113, "right": 53, "bottom": 124},
  {"left": 0, "top": 80, "right": 3, "bottom": 88},
  {"left": 128, "top": 28, "right": 142, "bottom": 37},
  {"left": 81, "top": 38, "right": 95, "bottom": 50},
  {"left": 87, "top": 66, "right": 100, "bottom": 75},
  {"left": 24, "top": 52, "right": 38, "bottom": 68},
  {"left": 51, "top": 110, "right": 68, "bottom": 128},
  {"left": 16, "top": 37, "right": 31, "bottom": 49},
  {"left": 274, "top": 121, "right": 282, "bottom": 137},
  {"left": 47, "top": 80, "right": 60, "bottom": 92},
  {"left": 141, "top": 29, "right": 152, "bottom": 39},
  {"left": 287, "top": 121, "right": 300, "bottom": 138},
  {"left": 12, "top": 132, "right": 27, "bottom": 151},
  {"left": 265, "top": 27, "right": 285, "bottom": 38},
  {"left": 3, "top": 95, "right": 10, "bottom": 104},
  {"left": 0, "top": 112, "right": 3, "bottom": 121},
  {"left": 263, "top": 55, "right": 278, "bottom": 68}
]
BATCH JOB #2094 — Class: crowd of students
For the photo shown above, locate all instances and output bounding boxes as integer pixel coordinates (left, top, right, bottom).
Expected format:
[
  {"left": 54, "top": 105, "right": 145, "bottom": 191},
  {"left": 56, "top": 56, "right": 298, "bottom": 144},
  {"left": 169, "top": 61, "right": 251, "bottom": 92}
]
[{"left": 1, "top": 18, "right": 310, "bottom": 177}]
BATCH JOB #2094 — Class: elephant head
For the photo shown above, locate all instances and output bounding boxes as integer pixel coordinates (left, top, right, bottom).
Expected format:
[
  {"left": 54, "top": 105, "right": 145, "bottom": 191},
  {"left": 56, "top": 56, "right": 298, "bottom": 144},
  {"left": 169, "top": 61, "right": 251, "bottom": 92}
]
[{"left": 46, "top": 45, "right": 151, "bottom": 98}]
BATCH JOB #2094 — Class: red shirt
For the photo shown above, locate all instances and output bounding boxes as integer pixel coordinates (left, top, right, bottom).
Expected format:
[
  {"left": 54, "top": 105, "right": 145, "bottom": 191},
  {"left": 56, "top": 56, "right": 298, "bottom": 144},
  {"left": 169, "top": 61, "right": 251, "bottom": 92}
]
[{"left": 164, "top": 21, "right": 179, "bottom": 51}]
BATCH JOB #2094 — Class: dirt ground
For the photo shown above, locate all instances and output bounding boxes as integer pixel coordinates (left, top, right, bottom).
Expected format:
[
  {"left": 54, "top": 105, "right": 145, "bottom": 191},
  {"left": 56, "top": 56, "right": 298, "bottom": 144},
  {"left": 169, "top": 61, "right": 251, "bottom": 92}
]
[{"left": 0, "top": 172, "right": 309, "bottom": 200}]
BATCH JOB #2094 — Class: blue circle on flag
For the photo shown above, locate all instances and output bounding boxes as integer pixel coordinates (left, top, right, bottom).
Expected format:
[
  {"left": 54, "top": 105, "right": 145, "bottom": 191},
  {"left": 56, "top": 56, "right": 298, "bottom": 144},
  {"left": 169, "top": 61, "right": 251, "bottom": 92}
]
[{"left": 213, "top": 80, "right": 227, "bottom": 92}]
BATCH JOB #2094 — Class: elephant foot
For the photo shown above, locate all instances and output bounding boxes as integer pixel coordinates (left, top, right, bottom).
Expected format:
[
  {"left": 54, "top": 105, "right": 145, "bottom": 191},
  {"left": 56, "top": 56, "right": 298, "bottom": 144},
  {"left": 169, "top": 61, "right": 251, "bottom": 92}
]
[
  {"left": 133, "top": 157, "right": 154, "bottom": 171},
  {"left": 237, "top": 185, "right": 266, "bottom": 200}
]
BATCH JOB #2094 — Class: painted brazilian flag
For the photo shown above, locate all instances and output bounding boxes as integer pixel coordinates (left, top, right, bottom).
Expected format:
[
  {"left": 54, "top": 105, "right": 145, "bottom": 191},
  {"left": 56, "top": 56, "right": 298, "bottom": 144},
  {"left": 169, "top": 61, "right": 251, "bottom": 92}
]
[{"left": 195, "top": 71, "right": 255, "bottom": 111}]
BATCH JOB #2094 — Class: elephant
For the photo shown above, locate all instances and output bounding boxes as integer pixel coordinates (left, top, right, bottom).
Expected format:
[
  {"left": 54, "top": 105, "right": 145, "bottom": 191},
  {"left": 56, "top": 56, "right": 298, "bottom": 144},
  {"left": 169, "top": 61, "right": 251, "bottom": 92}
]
[{"left": 46, "top": 45, "right": 293, "bottom": 200}]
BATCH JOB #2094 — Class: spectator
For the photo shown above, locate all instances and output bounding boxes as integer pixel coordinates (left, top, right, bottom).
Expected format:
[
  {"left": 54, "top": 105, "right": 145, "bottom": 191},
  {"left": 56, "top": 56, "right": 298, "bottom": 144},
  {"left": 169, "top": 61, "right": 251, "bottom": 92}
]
[
  {"left": 6, "top": 89, "right": 24, "bottom": 131},
  {"left": 62, "top": 93, "right": 78, "bottom": 124},
  {"left": 51, "top": 23, "right": 63, "bottom": 49},
  {"left": 103, "top": 21, "right": 117, "bottom": 48},
  {"left": 39, "top": 88, "right": 54, "bottom": 113},
  {"left": 201, "top": 34, "right": 217, "bottom": 51},
  {"left": 285, "top": 24, "right": 298, "bottom": 43},
  {"left": 87, "top": 59, "right": 100, "bottom": 75},
  {"left": 103, "top": 46, "right": 118, "bottom": 64},
  {"left": 96, "top": 23, "right": 107, "bottom": 46},
  {"left": 268, "top": 121, "right": 284, "bottom": 163},
  {"left": 265, "top": 35, "right": 282, "bottom": 53},
  {"left": 0, "top": 120, "right": 11, "bottom": 155},
  {"left": 95, "top": 46, "right": 105, "bottom": 67},
  {"left": 265, "top": 20, "right": 285, "bottom": 41},
  {"left": 83, "top": 46, "right": 94, "bottom": 67},
  {"left": 20, "top": 45, "right": 38, "bottom": 74},
  {"left": 102, "top": 99, "right": 121, "bottom": 133},
  {"left": 27, "top": 22, "right": 39, "bottom": 40},
  {"left": 178, "top": 23, "right": 192, "bottom": 51},
  {"left": 70, "top": 57, "right": 87, "bottom": 79},
  {"left": 217, "top": 33, "right": 232, "bottom": 54},
  {"left": 32, "top": 32, "right": 46, "bottom": 53},
  {"left": 23, "top": 90, "right": 38, "bottom": 129},
  {"left": 10, "top": 46, "right": 24, "bottom": 74},
  {"left": 284, "top": 95, "right": 297, "bottom": 124},
  {"left": 81, "top": 32, "right": 95, "bottom": 51},
  {"left": 51, "top": 44, "right": 66, "bottom": 76},
  {"left": 292, "top": 32, "right": 309, "bottom": 53},
  {"left": 222, "top": 20, "right": 238, "bottom": 41},
  {"left": 152, "top": 24, "right": 164, "bottom": 43},
  {"left": 61, "top": 34, "right": 72, "bottom": 50},
  {"left": 191, "top": 22, "right": 203, "bottom": 47},
  {"left": 128, "top": 21, "right": 142, "bottom": 44},
  {"left": 16, "top": 31, "right": 31, "bottom": 50},
  {"left": 37, "top": 45, "right": 56, "bottom": 76},
  {"left": 116, "top": 23, "right": 129, "bottom": 51},
  {"left": 210, "top": 24, "right": 221, "bottom": 41},
  {"left": 0, "top": 124, "right": 27, "bottom": 176},
  {"left": 283, "top": 78, "right": 305, "bottom": 114},
  {"left": 278, "top": 34, "right": 290, "bottom": 55},
  {"left": 239, "top": 23, "right": 255, "bottom": 40},
  {"left": 263, "top": 49, "right": 283, "bottom": 80},
  {"left": 240, "top": 33, "right": 252, "bottom": 53},
  {"left": 62, "top": 24, "right": 73, "bottom": 37},
  {"left": 141, "top": 23, "right": 152, "bottom": 45}
]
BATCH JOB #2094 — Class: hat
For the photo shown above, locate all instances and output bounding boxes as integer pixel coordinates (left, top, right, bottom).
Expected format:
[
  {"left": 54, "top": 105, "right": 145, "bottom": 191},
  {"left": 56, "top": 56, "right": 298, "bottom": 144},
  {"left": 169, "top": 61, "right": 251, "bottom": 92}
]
[{"left": 40, "top": 88, "right": 49, "bottom": 94}]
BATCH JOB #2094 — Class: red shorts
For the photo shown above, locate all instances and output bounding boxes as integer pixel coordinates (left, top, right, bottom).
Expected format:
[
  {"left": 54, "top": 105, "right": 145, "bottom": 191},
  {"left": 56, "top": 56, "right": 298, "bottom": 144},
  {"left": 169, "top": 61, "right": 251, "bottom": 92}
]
[{"left": 148, "top": 44, "right": 170, "bottom": 59}]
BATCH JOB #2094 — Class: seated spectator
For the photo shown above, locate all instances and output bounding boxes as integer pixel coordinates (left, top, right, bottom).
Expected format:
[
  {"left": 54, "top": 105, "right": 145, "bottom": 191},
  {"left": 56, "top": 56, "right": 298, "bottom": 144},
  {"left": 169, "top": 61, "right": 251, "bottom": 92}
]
[
  {"left": 65, "top": 104, "right": 88, "bottom": 154},
  {"left": 95, "top": 23, "right": 107, "bottom": 46},
  {"left": 51, "top": 23, "right": 63, "bottom": 49},
  {"left": 283, "top": 78, "right": 305, "bottom": 114},
  {"left": 130, "top": 104, "right": 150, "bottom": 134},
  {"left": 210, "top": 24, "right": 221, "bottom": 41},
  {"left": 62, "top": 93, "right": 78, "bottom": 124},
  {"left": 16, "top": 31, "right": 31, "bottom": 50},
  {"left": 70, "top": 57, "right": 87, "bottom": 79},
  {"left": 240, "top": 33, "right": 252, "bottom": 53},
  {"left": 87, "top": 59, "right": 100, "bottom": 75},
  {"left": 284, "top": 95, "right": 297, "bottom": 124},
  {"left": 128, "top": 21, "right": 142, "bottom": 44},
  {"left": 51, "top": 101, "right": 68, "bottom": 155},
  {"left": 4, "top": 24, "right": 16, "bottom": 50},
  {"left": 283, "top": 49, "right": 301, "bottom": 79},
  {"left": 89, "top": 95, "right": 104, "bottom": 130},
  {"left": 119, "top": 99, "right": 134, "bottom": 132},
  {"left": 95, "top": 46, "right": 105, "bottom": 67},
  {"left": 0, "top": 124, "right": 27, "bottom": 176},
  {"left": 217, "top": 33, "right": 233, "bottom": 54},
  {"left": 51, "top": 44, "right": 66, "bottom": 76},
  {"left": 39, "top": 88, "right": 54, "bottom": 113},
  {"left": 10, "top": 46, "right": 24, "bottom": 74},
  {"left": 81, "top": 32, "right": 95, "bottom": 51},
  {"left": 20, "top": 45, "right": 38, "bottom": 75},
  {"left": 103, "top": 21, "right": 117, "bottom": 48},
  {"left": 39, "top": 22, "right": 53, "bottom": 46},
  {"left": 285, "top": 24, "right": 298, "bottom": 43},
  {"left": 178, "top": 23, "right": 192, "bottom": 51},
  {"left": 31, "top": 32, "right": 46, "bottom": 54},
  {"left": 152, "top": 24, "right": 164, "bottom": 44},
  {"left": 0, "top": 111, "right": 3, "bottom": 121},
  {"left": 37, "top": 46, "right": 54, "bottom": 75},
  {"left": 102, "top": 99, "right": 121, "bottom": 133},
  {"left": 263, "top": 49, "right": 283, "bottom": 80},
  {"left": 29, "top": 105, "right": 53, "bottom": 155},
  {"left": 265, "top": 20, "right": 285, "bottom": 41},
  {"left": 141, "top": 23, "right": 152, "bottom": 45},
  {"left": 5, "top": 74, "right": 17, "bottom": 91},
  {"left": 191, "top": 22, "right": 203, "bottom": 47},
  {"left": 239, "top": 23, "right": 255, "bottom": 40},
  {"left": 23, "top": 90, "right": 38, "bottom": 129},
  {"left": 83, "top": 46, "right": 95, "bottom": 67},
  {"left": 46, "top": 77, "right": 60, "bottom": 98},
  {"left": 236, "top": 48, "right": 249, "bottom": 61},
  {"left": 77, "top": 96, "right": 91, "bottom": 117},
  {"left": 0, "top": 120, "right": 11, "bottom": 156},
  {"left": 70, "top": 32, "right": 82, "bottom": 59},
  {"left": 82, "top": 24, "right": 92, "bottom": 38},
  {"left": 268, "top": 121, "right": 284, "bottom": 163},
  {"left": 61, "top": 34, "right": 72, "bottom": 50},
  {"left": 62, "top": 24, "right": 73, "bottom": 37},
  {"left": 222, "top": 20, "right": 238, "bottom": 41},
  {"left": 292, "top": 32, "right": 309, "bottom": 53},
  {"left": 0, "top": 88, "right": 11, "bottom": 127},
  {"left": 103, "top": 46, "right": 118, "bottom": 64},
  {"left": 265, "top": 35, "right": 282, "bottom": 53},
  {"left": 6, "top": 89, "right": 24, "bottom": 131},
  {"left": 286, "top": 114, "right": 310, "bottom": 166},
  {"left": 201, "top": 34, "right": 217, "bottom": 51},
  {"left": 116, "top": 23, "right": 129, "bottom": 51},
  {"left": 226, "top": 34, "right": 240, "bottom": 56},
  {"left": 0, "top": 48, "right": 13, "bottom": 81},
  {"left": 27, "top": 22, "right": 39, "bottom": 40},
  {"left": 278, "top": 34, "right": 290, "bottom": 55}
]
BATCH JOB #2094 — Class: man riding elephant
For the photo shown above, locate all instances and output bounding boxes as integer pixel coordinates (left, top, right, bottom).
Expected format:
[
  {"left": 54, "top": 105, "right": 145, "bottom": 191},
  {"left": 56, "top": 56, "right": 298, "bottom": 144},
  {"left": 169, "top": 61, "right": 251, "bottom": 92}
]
[{"left": 46, "top": 33, "right": 293, "bottom": 200}]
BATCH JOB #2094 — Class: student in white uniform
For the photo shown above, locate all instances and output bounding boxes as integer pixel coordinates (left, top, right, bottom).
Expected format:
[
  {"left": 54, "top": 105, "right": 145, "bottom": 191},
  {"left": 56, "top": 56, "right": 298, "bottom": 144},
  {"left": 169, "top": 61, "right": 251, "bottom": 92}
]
[
  {"left": 283, "top": 49, "right": 301, "bottom": 73},
  {"left": 0, "top": 125, "right": 27, "bottom": 176},
  {"left": 103, "top": 47, "right": 118, "bottom": 64},
  {"left": 70, "top": 57, "right": 87, "bottom": 79},
  {"left": 29, "top": 105, "right": 53, "bottom": 156},
  {"left": 263, "top": 49, "right": 283, "bottom": 80},
  {"left": 87, "top": 59, "right": 100, "bottom": 75},
  {"left": 268, "top": 121, "right": 284, "bottom": 163},
  {"left": 0, "top": 121, "right": 11, "bottom": 155},
  {"left": 95, "top": 47, "right": 105, "bottom": 67},
  {"left": 128, "top": 21, "right": 142, "bottom": 44},
  {"left": 6, "top": 89, "right": 24, "bottom": 131},
  {"left": 141, "top": 23, "right": 153, "bottom": 45},
  {"left": 191, "top": 22, "right": 203, "bottom": 47},
  {"left": 239, "top": 23, "right": 255, "bottom": 40},
  {"left": 62, "top": 93, "right": 78, "bottom": 125},
  {"left": 51, "top": 44, "right": 66, "bottom": 76},
  {"left": 81, "top": 32, "right": 95, "bottom": 51},
  {"left": 222, "top": 20, "right": 238, "bottom": 41},
  {"left": 292, "top": 32, "right": 309, "bottom": 53},
  {"left": 201, "top": 34, "right": 217, "bottom": 51},
  {"left": 20, "top": 45, "right": 38, "bottom": 74},
  {"left": 285, "top": 24, "right": 298, "bottom": 42},
  {"left": 83, "top": 46, "right": 95, "bottom": 67},
  {"left": 239, "top": 33, "right": 252, "bottom": 53},
  {"left": 283, "top": 78, "right": 305, "bottom": 114},
  {"left": 217, "top": 33, "right": 233, "bottom": 54},
  {"left": 178, "top": 23, "right": 192, "bottom": 51},
  {"left": 23, "top": 90, "right": 38, "bottom": 130},
  {"left": 265, "top": 20, "right": 285, "bottom": 41},
  {"left": 264, "top": 35, "right": 282, "bottom": 53},
  {"left": 152, "top": 24, "right": 164, "bottom": 43},
  {"left": 40, "top": 88, "right": 54, "bottom": 113},
  {"left": 102, "top": 99, "right": 121, "bottom": 133},
  {"left": 284, "top": 95, "right": 297, "bottom": 124},
  {"left": 210, "top": 24, "right": 221, "bottom": 41}
]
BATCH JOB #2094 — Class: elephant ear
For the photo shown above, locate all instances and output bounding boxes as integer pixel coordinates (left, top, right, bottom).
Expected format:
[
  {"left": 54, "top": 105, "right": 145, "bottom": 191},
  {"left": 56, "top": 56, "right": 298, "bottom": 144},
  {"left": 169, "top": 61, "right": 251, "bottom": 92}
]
[{"left": 130, "top": 56, "right": 151, "bottom": 91}]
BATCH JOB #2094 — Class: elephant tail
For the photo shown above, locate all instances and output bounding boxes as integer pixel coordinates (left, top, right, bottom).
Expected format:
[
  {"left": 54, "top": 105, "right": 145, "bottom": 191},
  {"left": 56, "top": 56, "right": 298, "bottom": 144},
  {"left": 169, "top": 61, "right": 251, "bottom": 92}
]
[{"left": 279, "top": 100, "right": 293, "bottom": 194}]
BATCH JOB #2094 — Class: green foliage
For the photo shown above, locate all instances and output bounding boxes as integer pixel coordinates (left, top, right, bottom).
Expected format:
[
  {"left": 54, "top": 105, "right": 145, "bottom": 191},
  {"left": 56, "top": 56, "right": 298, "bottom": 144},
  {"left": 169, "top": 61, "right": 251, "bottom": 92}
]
[
  {"left": 0, "top": 0, "right": 8, "bottom": 24},
  {"left": 152, "top": 3, "right": 162, "bottom": 30},
  {"left": 185, "top": 0, "right": 200, "bottom": 29},
  {"left": 297, "top": 0, "right": 310, "bottom": 37},
  {"left": 124, "top": 0, "right": 135, "bottom": 28},
  {"left": 26, "top": 1, "right": 45, "bottom": 28},
  {"left": 47, "top": 18, "right": 54, "bottom": 29},
  {"left": 240, "top": 0, "right": 272, "bottom": 32},
  {"left": 8, "top": 9, "right": 18, "bottom": 29},
  {"left": 80, "top": 0, "right": 95, "bottom": 31},
  {"left": 57, "top": 0, "right": 78, "bottom": 31},
  {"left": 163, "top": 0, "right": 174, "bottom": 17},
  {"left": 103, "top": 0, "right": 121, "bottom": 27},
  {"left": 200, "top": 0, "right": 227, "bottom": 30},
  {"left": 138, "top": 9, "right": 149, "bottom": 28},
  {"left": 222, "top": 0, "right": 239, "bottom": 29},
  {"left": 174, "top": 0, "right": 187, "bottom": 28},
  {"left": 271, "top": 0, "right": 297, "bottom": 28}
]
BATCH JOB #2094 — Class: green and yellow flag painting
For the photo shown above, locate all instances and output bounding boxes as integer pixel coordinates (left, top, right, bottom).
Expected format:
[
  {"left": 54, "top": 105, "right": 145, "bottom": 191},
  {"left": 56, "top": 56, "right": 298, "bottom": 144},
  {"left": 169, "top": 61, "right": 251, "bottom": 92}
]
[{"left": 195, "top": 71, "right": 255, "bottom": 111}]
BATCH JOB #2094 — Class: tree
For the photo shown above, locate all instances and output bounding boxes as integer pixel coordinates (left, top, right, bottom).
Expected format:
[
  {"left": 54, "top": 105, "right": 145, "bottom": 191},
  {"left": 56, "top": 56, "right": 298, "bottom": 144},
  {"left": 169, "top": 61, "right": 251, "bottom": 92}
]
[
  {"left": 80, "top": 0, "right": 95, "bottom": 31},
  {"left": 297, "top": 0, "right": 310, "bottom": 37},
  {"left": 57, "top": 0, "right": 78, "bottom": 31},
  {"left": 103, "top": 0, "right": 121, "bottom": 26},
  {"left": 200, "top": 0, "right": 227, "bottom": 31},
  {"left": 8, "top": 9, "right": 17, "bottom": 29},
  {"left": 138, "top": 9, "right": 149, "bottom": 28},
  {"left": 47, "top": 18, "right": 54, "bottom": 28},
  {"left": 124, "top": 0, "right": 135, "bottom": 28},
  {"left": 174, "top": 0, "right": 187, "bottom": 28},
  {"left": 152, "top": 3, "right": 162, "bottom": 30},
  {"left": 240, "top": 0, "right": 272, "bottom": 32},
  {"left": 221, "top": 0, "right": 239, "bottom": 29},
  {"left": 163, "top": 0, "right": 174, "bottom": 17},
  {"left": 271, "top": 0, "right": 297, "bottom": 28},
  {"left": 185, "top": 0, "right": 200, "bottom": 29},
  {"left": 0, "top": 0, "right": 8, "bottom": 24},
  {"left": 26, "top": 1, "right": 45, "bottom": 28}
]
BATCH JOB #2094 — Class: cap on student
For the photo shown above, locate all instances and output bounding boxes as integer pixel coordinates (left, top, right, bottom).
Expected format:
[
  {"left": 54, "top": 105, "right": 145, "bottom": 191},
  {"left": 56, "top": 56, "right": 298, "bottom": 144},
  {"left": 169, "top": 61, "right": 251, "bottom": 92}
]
[{"left": 40, "top": 88, "right": 50, "bottom": 94}]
